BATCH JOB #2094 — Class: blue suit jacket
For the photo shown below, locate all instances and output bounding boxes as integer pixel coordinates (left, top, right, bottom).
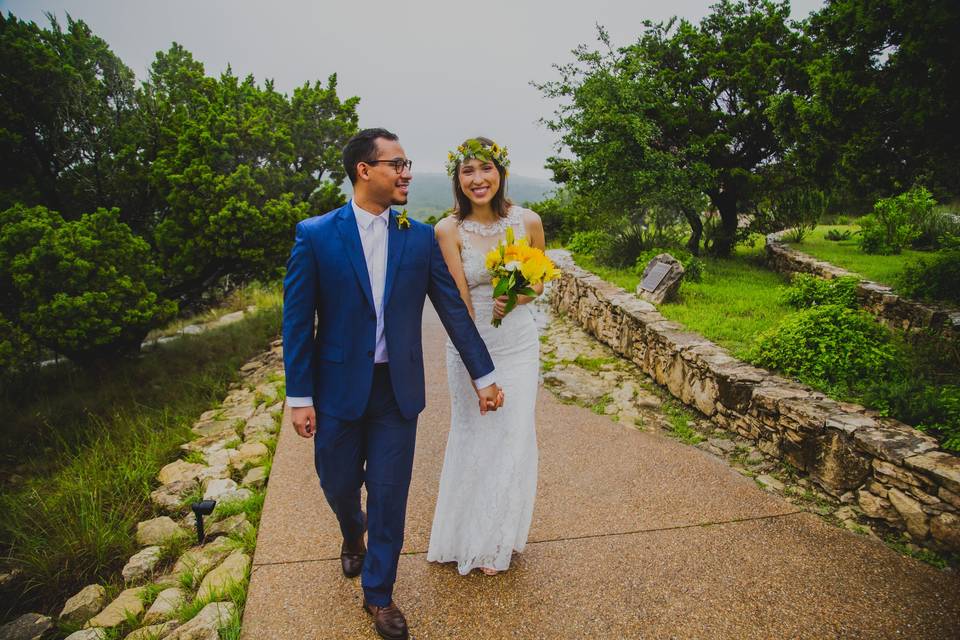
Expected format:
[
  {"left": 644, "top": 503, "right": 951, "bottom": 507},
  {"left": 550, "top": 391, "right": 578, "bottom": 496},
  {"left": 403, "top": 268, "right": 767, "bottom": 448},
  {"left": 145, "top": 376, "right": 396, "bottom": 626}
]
[{"left": 282, "top": 203, "right": 495, "bottom": 421}]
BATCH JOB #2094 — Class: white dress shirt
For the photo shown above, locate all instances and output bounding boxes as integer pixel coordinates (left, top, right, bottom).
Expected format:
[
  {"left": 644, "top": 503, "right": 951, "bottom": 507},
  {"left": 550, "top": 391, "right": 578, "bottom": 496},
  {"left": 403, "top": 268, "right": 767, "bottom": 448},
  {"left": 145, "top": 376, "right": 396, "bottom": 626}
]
[{"left": 287, "top": 200, "right": 495, "bottom": 409}]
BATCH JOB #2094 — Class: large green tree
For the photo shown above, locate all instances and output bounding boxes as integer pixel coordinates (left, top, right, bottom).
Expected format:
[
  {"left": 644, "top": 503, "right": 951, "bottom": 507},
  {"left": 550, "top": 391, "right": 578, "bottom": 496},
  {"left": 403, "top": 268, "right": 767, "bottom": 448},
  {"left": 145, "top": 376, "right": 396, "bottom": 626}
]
[
  {"left": 770, "top": 0, "right": 960, "bottom": 209},
  {"left": 0, "top": 14, "right": 359, "bottom": 370},
  {"left": 541, "top": 0, "right": 810, "bottom": 256}
]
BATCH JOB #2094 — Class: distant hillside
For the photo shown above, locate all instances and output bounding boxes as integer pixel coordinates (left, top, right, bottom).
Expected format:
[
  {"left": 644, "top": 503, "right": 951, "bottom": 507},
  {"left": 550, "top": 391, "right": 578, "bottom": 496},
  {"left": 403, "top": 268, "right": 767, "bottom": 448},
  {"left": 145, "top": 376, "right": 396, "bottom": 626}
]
[{"left": 342, "top": 173, "right": 556, "bottom": 220}]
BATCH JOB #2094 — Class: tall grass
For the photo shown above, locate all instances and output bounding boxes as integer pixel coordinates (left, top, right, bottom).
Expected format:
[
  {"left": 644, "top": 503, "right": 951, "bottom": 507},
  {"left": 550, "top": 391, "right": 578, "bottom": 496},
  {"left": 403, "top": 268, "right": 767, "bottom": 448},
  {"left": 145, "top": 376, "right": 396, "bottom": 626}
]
[{"left": 0, "top": 283, "right": 282, "bottom": 619}]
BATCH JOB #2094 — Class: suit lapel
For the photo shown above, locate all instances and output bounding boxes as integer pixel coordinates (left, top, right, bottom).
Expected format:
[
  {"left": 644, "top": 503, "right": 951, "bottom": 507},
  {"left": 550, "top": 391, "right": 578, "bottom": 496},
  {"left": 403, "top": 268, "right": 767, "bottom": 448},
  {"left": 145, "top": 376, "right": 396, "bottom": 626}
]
[
  {"left": 382, "top": 209, "right": 407, "bottom": 311},
  {"left": 334, "top": 204, "right": 375, "bottom": 311}
]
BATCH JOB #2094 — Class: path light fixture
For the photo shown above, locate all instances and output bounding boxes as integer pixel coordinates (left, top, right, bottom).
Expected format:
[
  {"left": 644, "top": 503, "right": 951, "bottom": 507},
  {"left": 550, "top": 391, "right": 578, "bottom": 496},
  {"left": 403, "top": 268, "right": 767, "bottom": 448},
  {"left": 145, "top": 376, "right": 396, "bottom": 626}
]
[{"left": 191, "top": 500, "right": 217, "bottom": 544}]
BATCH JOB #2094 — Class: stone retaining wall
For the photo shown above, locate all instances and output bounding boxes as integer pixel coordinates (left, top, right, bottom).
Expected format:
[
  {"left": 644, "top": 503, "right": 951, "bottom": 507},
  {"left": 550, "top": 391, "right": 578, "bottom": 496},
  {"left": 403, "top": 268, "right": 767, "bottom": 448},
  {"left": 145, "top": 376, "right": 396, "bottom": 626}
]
[
  {"left": 765, "top": 230, "right": 960, "bottom": 345},
  {"left": 549, "top": 250, "right": 960, "bottom": 553}
]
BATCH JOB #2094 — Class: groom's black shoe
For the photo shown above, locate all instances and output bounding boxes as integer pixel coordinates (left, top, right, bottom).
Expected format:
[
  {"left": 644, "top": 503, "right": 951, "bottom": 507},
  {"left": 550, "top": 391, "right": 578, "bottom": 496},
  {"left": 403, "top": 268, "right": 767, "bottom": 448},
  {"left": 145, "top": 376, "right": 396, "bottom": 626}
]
[
  {"left": 340, "top": 512, "right": 366, "bottom": 578},
  {"left": 363, "top": 600, "right": 409, "bottom": 640}
]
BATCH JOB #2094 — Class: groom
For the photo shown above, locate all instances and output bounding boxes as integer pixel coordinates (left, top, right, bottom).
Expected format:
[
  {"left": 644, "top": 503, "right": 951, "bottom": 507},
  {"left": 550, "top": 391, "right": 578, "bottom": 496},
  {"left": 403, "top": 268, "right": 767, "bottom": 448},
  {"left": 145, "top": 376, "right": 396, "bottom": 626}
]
[{"left": 282, "top": 128, "right": 502, "bottom": 640}]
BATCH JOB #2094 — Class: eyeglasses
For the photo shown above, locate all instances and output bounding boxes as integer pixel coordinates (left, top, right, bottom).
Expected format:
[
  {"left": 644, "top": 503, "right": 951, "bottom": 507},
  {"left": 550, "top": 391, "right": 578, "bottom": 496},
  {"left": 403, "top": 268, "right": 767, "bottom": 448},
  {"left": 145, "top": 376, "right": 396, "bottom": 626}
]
[{"left": 365, "top": 158, "right": 413, "bottom": 174}]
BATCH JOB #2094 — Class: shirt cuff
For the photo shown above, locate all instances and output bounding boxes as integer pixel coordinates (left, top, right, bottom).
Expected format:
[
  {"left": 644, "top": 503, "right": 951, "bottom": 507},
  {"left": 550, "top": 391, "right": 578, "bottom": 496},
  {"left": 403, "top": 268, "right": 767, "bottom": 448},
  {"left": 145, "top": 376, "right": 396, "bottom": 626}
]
[
  {"left": 286, "top": 396, "right": 314, "bottom": 408},
  {"left": 473, "top": 371, "right": 497, "bottom": 390}
]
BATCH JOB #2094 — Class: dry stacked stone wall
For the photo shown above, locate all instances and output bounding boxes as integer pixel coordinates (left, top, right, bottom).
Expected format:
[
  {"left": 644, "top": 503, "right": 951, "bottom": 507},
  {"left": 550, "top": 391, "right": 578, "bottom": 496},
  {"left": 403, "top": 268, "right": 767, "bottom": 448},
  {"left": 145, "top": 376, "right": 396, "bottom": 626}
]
[
  {"left": 549, "top": 250, "right": 960, "bottom": 553},
  {"left": 765, "top": 230, "right": 960, "bottom": 345}
]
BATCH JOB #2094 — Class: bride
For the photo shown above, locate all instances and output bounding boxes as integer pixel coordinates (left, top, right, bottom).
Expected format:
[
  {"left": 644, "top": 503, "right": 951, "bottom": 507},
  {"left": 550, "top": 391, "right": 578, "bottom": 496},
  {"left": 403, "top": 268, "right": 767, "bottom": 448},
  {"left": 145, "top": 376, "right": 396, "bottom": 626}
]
[{"left": 427, "top": 137, "right": 544, "bottom": 576}]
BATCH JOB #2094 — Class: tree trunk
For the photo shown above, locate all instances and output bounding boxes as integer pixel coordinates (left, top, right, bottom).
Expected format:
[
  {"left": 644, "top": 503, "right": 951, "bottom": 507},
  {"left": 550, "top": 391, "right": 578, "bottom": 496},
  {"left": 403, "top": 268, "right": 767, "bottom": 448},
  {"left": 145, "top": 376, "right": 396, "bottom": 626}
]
[
  {"left": 682, "top": 207, "right": 703, "bottom": 256},
  {"left": 708, "top": 189, "right": 739, "bottom": 257}
]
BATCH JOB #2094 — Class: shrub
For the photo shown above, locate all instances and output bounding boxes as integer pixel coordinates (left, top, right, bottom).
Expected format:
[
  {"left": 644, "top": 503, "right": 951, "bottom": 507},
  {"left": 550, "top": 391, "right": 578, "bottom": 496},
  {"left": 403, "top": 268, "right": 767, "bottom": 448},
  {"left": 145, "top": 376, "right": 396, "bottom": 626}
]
[
  {"left": 0, "top": 205, "right": 176, "bottom": 367},
  {"left": 596, "top": 223, "right": 649, "bottom": 267},
  {"left": 860, "top": 379, "right": 960, "bottom": 452},
  {"left": 635, "top": 248, "right": 704, "bottom": 283},
  {"left": 825, "top": 229, "right": 852, "bottom": 241},
  {"left": 895, "top": 249, "right": 960, "bottom": 304},
  {"left": 566, "top": 230, "right": 609, "bottom": 256},
  {"left": 835, "top": 215, "right": 851, "bottom": 225},
  {"left": 780, "top": 273, "right": 859, "bottom": 309},
  {"left": 857, "top": 186, "right": 934, "bottom": 254},
  {"left": 747, "top": 304, "right": 895, "bottom": 392}
]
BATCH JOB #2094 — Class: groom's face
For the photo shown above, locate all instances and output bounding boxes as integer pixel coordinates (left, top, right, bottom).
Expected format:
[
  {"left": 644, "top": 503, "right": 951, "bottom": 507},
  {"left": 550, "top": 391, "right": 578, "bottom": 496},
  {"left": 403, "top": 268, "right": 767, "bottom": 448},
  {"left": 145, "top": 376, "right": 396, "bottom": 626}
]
[{"left": 366, "top": 138, "right": 412, "bottom": 207}]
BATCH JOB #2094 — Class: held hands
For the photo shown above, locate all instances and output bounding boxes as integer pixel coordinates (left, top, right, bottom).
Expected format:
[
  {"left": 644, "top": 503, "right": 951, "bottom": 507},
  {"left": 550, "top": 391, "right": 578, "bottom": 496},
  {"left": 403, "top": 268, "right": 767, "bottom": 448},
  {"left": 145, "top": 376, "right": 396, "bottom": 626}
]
[
  {"left": 476, "top": 383, "right": 505, "bottom": 415},
  {"left": 291, "top": 406, "right": 317, "bottom": 438},
  {"left": 493, "top": 293, "right": 536, "bottom": 321}
]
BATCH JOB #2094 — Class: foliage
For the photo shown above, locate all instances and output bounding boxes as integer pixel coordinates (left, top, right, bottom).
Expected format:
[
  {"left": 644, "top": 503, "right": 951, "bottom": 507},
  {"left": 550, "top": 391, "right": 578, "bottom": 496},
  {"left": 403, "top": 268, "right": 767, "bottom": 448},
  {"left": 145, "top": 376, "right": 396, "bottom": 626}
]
[
  {"left": 539, "top": 1, "right": 810, "bottom": 256},
  {"left": 0, "top": 205, "right": 176, "bottom": 367},
  {"left": 0, "top": 294, "right": 281, "bottom": 617},
  {"left": 857, "top": 186, "right": 935, "bottom": 254},
  {"left": 895, "top": 249, "right": 960, "bottom": 304},
  {"left": 757, "top": 186, "right": 828, "bottom": 243},
  {"left": 635, "top": 248, "right": 705, "bottom": 283},
  {"left": 861, "top": 377, "right": 960, "bottom": 452},
  {"left": 769, "top": 0, "right": 960, "bottom": 210},
  {"left": 566, "top": 230, "right": 609, "bottom": 256},
  {"left": 747, "top": 304, "right": 896, "bottom": 392},
  {"left": 780, "top": 273, "right": 859, "bottom": 309},
  {"left": 0, "top": 14, "right": 358, "bottom": 369},
  {"left": 781, "top": 225, "right": 922, "bottom": 285},
  {"left": 825, "top": 228, "right": 852, "bottom": 241},
  {"left": 523, "top": 186, "right": 598, "bottom": 243}
]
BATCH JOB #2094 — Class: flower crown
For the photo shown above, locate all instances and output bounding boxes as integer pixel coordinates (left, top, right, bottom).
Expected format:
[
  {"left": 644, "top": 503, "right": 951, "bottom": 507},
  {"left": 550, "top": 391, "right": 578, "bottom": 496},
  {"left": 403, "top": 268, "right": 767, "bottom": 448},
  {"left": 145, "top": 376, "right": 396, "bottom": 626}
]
[{"left": 445, "top": 138, "right": 510, "bottom": 176}]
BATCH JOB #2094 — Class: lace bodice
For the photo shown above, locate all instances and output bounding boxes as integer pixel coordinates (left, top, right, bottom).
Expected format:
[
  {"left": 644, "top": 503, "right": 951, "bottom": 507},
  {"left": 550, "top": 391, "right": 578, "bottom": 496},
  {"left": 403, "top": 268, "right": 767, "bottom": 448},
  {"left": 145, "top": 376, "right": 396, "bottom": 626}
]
[{"left": 457, "top": 206, "right": 528, "bottom": 290}]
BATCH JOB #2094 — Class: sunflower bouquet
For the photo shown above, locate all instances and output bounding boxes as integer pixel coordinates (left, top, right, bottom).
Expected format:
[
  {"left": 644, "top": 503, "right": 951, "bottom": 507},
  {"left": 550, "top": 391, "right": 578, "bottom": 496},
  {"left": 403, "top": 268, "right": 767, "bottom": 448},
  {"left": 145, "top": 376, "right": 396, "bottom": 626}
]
[{"left": 485, "top": 227, "right": 560, "bottom": 327}]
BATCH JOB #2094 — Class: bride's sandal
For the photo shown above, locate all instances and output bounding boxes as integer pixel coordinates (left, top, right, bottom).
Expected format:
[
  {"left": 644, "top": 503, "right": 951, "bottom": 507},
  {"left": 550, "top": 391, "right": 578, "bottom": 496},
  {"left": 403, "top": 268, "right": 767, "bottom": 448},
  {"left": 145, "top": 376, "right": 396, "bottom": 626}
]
[{"left": 480, "top": 567, "right": 500, "bottom": 576}]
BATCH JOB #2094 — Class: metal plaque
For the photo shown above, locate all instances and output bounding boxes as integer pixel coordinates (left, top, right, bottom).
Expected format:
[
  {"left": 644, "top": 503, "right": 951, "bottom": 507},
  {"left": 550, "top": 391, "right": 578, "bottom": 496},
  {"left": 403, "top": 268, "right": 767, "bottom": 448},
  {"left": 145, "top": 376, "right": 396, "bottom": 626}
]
[{"left": 640, "top": 262, "right": 671, "bottom": 292}]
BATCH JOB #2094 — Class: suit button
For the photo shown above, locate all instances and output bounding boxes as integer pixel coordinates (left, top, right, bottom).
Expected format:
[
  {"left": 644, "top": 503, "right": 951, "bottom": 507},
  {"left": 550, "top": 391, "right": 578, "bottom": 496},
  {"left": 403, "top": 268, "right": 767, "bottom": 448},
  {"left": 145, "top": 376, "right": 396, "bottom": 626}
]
[{"left": 367, "top": 350, "right": 374, "bottom": 358}]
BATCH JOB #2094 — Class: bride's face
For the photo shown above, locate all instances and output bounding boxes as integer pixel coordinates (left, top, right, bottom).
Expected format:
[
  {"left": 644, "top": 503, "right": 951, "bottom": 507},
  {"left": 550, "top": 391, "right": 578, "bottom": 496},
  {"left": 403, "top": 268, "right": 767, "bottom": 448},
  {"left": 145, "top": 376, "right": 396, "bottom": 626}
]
[{"left": 458, "top": 157, "right": 501, "bottom": 207}]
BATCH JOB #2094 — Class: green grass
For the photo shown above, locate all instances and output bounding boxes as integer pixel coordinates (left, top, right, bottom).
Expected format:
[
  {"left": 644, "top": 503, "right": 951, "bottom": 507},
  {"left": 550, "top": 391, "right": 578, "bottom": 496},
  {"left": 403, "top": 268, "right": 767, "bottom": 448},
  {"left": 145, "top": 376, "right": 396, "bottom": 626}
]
[
  {"left": 0, "top": 283, "right": 282, "bottom": 620},
  {"left": 574, "top": 245, "right": 794, "bottom": 358},
  {"left": 662, "top": 402, "right": 704, "bottom": 445},
  {"left": 785, "top": 225, "right": 927, "bottom": 286},
  {"left": 883, "top": 535, "right": 950, "bottom": 569}
]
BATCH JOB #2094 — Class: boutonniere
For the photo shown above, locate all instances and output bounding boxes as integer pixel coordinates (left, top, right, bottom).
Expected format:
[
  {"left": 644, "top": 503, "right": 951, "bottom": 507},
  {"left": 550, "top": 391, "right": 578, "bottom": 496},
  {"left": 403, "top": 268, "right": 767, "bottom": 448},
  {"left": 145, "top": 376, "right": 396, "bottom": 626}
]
[{"left": 397, "top": 209, "right": 411, "bottom": 230}]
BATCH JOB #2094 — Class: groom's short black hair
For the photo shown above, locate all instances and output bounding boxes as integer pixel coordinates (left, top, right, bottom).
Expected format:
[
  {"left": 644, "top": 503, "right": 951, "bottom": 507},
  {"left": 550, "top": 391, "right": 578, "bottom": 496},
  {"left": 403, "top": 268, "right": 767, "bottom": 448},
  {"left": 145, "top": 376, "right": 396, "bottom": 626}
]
[{"left": 343, "top": 128, "right": 399, "bottom": 184}]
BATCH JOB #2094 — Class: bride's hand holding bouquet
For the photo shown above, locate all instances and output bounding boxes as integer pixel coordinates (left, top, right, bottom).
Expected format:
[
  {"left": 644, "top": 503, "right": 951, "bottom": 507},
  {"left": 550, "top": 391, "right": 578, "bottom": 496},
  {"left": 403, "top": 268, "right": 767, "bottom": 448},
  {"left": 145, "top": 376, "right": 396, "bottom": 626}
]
[{"left": 485, "top": 227, "right": 560, "bottom": 327}]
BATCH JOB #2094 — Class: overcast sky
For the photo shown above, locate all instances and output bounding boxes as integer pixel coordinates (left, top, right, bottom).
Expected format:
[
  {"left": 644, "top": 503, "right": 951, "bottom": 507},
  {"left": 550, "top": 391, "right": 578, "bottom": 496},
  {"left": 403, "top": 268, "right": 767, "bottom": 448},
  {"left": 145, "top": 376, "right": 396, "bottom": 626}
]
[{"left": 3, "top": 0, "right": 825, "bottom": 179}]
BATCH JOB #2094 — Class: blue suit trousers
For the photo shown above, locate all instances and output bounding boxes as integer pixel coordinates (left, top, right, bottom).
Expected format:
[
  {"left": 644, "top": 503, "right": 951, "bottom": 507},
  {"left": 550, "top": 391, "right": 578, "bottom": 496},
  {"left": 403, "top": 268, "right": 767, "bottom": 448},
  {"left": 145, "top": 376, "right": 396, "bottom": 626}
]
[{"left": 313, "top": 364, "right": 417, "bottom": 607}]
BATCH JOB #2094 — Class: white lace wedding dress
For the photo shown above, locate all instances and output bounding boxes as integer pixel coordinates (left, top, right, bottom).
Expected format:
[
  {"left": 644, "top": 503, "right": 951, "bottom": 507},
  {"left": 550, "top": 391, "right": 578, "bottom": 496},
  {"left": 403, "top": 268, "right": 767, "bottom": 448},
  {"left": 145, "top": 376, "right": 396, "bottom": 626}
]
[{"left": 427, "top": 206, "right": 540, "bottom": 575}]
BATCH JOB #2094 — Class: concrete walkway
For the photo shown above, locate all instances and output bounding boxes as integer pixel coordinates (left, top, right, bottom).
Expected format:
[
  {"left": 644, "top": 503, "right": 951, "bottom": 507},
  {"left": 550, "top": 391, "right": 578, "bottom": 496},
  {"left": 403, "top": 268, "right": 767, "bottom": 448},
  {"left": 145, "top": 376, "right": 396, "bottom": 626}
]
[{"left": 242, "top": 304, "right": 960, "bottom": 639}]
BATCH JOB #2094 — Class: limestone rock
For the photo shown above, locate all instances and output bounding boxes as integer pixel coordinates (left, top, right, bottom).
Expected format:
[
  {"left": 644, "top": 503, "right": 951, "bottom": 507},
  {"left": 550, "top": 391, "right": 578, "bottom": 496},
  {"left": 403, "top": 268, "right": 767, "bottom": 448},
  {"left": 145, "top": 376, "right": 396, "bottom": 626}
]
[
  {"left": 190, "top": 420, "right": 236, "bottom": 438},
  {"left": 85, "top": 587, "right": 145, "bottom": 629},
  {"left": 0, "top": 568, "right": 22, "bottom": 589},
  {"left": 636, "top": 254, "right": 684, "bottom": 305},
  {"left": 904, "top": 451, "right": 960, "bottom": 494},
  {"left": 64, "top": 630, "right": 106, "bottom": 640},
  {"left": 931, "top": 512, "right": 960, "bottom": 548},
  {"left": 165, "top": 602, "right": 235, "bottom": 640},
  {"left": 158, "top": 460, "right": 206, "bottom": 485},
  {"left": 241, "top": 466, "right": 268, "bottom": 489},
  {"left": 707, "top": 438, "right": 736, "bottom": 454},
  {"left": 230, "top": 442, "right": 269, "bottom": 470},
  {"left": 122, "top": 546, "right": 162, "bottom": 583},
  {"left": 59, "top": 584, "right": 107, "bottom": 625},
  {"left": 196, "top": 551, "right": 251, "bottom": 601},
  {"left": 255, "top": 382, "right": 280, "bottom": 403},
  {"left": 0, "top": 613, "right": 54, "bottom": 640},
  {"left": 125, "top": 620, "right": 180, "bottom": 640},
  {"left": 857, "top": 490, "right": 898, "bottom": 521},
  {"left": 243, "top": 413, "right": 277, "bottom": 442},
  {"left": 755, "top": 474, "right": 785, "bottom": 492},
  {"left": 206, "top": 514, "right": 255, "bottom": 540},
  {"left": 150, "top": 480, "right": 197, "bottom": 512},
  {"left": 180, "top": 431, "right": 237, "bottom": 456},
  {"left": 542, "top": 368, "right": 609, "bottom": 405},
  {"left": 142, "top": 587, "right": 185, "bottom": 625},
  {"left": 202, "top": 478, "right": 251, "bottom": 504},
  {"left": 888, "top": 487, "right": 930, "bottom": 538},
  {"left": 136, "top": 516, "right": 187, "bottom": 547},
  {"left": 172, "top": 537, "right": 235, "bottom": 582}
]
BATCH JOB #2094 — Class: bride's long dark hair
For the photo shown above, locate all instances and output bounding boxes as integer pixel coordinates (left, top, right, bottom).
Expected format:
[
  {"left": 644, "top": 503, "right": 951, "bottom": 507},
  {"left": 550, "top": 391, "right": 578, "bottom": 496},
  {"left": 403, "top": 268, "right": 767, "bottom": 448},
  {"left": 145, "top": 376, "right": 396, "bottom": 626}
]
[{"left": 451, "top": 136, "right": 512, "bottom": 221}]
